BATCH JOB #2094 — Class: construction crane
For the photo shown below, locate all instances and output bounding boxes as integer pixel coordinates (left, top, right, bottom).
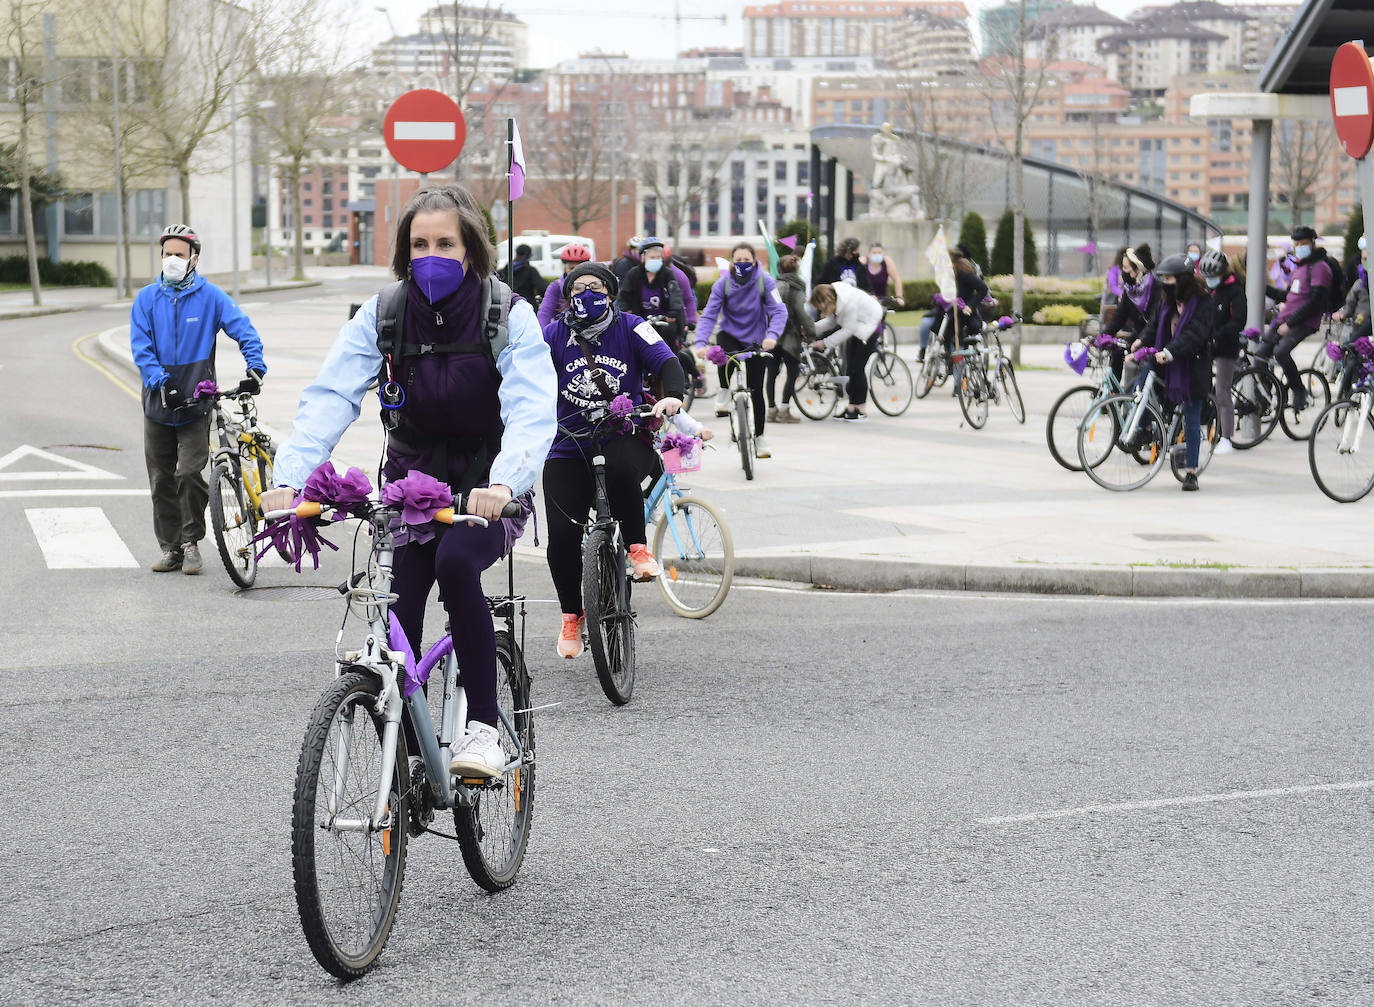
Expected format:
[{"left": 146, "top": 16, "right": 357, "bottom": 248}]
[{"left": 517, "top": 4, "right": 729, "bottom": 57}]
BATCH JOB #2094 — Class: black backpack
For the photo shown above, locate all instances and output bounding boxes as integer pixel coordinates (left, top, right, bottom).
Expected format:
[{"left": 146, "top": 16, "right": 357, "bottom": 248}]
[{"left": 1318, "top": 249, "right": 1348, "bottom": 315}]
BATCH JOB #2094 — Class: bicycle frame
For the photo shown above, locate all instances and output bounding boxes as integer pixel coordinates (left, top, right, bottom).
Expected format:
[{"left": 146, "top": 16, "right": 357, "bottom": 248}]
[
  {"left": 644, "top": 469, "right": 710, "bottom": 562},
  {"left": 1337, "top": 391, "right": 1374, "bottom": 454},
  {"left": 211, "top": 395, "right": 273, "bottom": 514}
]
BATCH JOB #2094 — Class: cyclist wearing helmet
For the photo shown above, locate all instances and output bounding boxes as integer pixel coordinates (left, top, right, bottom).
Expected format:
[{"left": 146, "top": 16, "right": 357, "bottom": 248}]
[
  {"left": 612, "top": 235, "right": 642, "bottom": 286},
  {"left": 1259, "top": 225, "right": 1334, "bottom": 411},
  {"left": 130, "top": 223, "right": 266, "bottom": 575},
  {"left": 536, "top": 241, "right": 593, "bottom": 328},
  {"left": 616, "top": 236, "right": 702, "bottom": 391},
  {"left": 1200, "top": 248, "right": 1244, "bottom": 454},
  {"left": 1150, "top": 254, "right": 1213, "bottom": 491}
]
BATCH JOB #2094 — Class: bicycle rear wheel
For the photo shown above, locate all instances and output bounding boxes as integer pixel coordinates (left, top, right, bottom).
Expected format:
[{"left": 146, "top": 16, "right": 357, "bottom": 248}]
[
  {"left": 957, "top": 360, "right": 989, "bottom": 429},
  {"left": 583, "top": 527, "right": 635, "bottom": 705},
  {"left": 653, "top": 495, "right": 734, "bottom": 618},
  {"left": 1046, "top": 384, "right": 1099, "bottom": 471},
  {"left": 1230, "top": 366, "right": 1281, "bottom": 449},
  {"left": 1309, "top": 399, "right": 1374, "bottom": 502},
  {"left": 868, "top": 349, "right": 914, "bottom": 416},
  {"left": 1279, "top": 367, "right": 1330, "bottom": 441},
  {"left": 794, "top": 350, "right": 839, "bottom": 419},
  {"left": 454, "top": 631, "right": 535, "bottom": 891},
  {"left": 1079, "top": 394, "right": 1166, "bottom": 491},
  {"left": 998, "top": 360, "right": 1026, "bottom": 423},
  {"left": 915, "top": 351, "right": 940, "bottom": 399},
  {"left": 209, "top": 462, "right": 258, "bottom": 588},
  {"left": 736, "top": 397, "right": 754, "bottom": 480},
  {"left": 292, "top": 671, "right": 407, "bottom": 980}
]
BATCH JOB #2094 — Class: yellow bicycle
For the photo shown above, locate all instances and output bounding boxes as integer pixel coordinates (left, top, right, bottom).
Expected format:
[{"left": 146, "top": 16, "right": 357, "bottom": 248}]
[{"left": 202, "top": 383, "right": 279, "bottom": 587}]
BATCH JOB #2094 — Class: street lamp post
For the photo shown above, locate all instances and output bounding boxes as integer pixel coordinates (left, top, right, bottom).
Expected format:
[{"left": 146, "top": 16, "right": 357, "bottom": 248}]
[{"left": 111, "top": 2, "right": 125, "bottom": 299}]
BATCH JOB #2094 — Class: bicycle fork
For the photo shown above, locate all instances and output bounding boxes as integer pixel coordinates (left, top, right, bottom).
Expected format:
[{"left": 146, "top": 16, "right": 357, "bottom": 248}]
[{"left": 1339, "top": 394, "right": 1373, "bottom": 454}]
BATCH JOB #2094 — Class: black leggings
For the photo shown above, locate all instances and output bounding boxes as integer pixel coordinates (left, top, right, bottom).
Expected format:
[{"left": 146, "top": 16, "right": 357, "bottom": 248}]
[
  {"left": 1259, "top": 321, "right": 1318, "bottom": 393},
  {"left": 845, "top": 335, "right": 877, "bottom": 406},
  {"left": 717, "top": 332, "right": 767, "bottom": 435},
  {"left": 766, "top": 350, "right": 800, "bottom": 407},
  {"left": 543, "top": 435, "right": 656, "bottom": 615}
]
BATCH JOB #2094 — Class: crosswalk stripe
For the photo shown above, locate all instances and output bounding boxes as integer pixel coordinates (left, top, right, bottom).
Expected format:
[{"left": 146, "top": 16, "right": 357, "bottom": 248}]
[{"left": 25, "top": 507, "right": 139, "bottom": 569}]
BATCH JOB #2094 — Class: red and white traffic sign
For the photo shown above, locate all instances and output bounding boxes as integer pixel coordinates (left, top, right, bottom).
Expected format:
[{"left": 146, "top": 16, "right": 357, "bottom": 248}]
[
  {"left": 1330, "top": 41, "right": 1374, "bottom": 160},
  {"left": 383, "top": 89, "right": 467, "bottom": 173}
]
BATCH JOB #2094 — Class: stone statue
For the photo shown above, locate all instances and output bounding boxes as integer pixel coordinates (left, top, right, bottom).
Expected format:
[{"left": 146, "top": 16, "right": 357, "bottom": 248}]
[{"left": 867, "top": 123, "right": 925, "bottom": 221}]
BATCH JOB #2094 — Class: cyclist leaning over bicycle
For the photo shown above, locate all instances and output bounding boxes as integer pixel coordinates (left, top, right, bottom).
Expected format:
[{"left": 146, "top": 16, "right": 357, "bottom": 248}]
[
  {"left": 617, "top": 236, "right": 703, "bottom": 395},
  {"left": 1260, "top": 225, "right": 1337, "bottom": 412},
  {"left": 1200, "top": 249, "right": 1245, "bottom": 455},
  {"left": 540, "top": 262, "right": 685, "bottom": 660},
  {"left": 809, "top": 280, "right": 885, "bottom": 422},
  {"left": 1332, "top": 234, "right": 1370, "bottom": 400},
  {"left": 1149, "top": 254, "right": 1214, "bottom": 492},
  {"left": 1102, "top": 244, "right": 1160, "bottom": 386},
  {"left": 261, "top": 184, "right": 558, "bottom": 779},
  {"left": 695, "top": 243, "right": 786, "bottom": 456}
]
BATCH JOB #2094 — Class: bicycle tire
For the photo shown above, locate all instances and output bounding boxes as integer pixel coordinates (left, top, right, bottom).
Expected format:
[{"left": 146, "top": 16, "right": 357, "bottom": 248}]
[
  {"left": 794, "top": 350, "right": 839, "bottom": 419},
  {"left": 880, "top": 321, "right": 897, "bottom": 355},
  {"left": 454, "top": 630, "right": 535, "bottom": 891},
  {"left": 583, "top": 527, "right": 635, "bottom": 705},
  {"left": 1309, "top": 399, "right": 1374, "bottom": 503},
  {"left": 914, "top": 351, "right": 940, "bottom": 399},
  {"left": 998, "top": 361, "right": 1025, "bottom": 423},
  {"left": 957, "top": 360, "right": 988, "bottom": 429},
  {"left": 736, "top": 397, "right": 754, "bottom": 480},
  {"left": 254, "top": 449, "right": 294, "bottom": 564},
  {"left": 1045, "top": 384, "right": 1099, "bottom": 471},
  {"left": 209, "top": 462, "right": 258, "bottom": 588},
  {"left": 292, "top": 670, "right": 407, "bottom": 980},
  {"left": 1079, "top": 394, "right": 1166, "bottom": 491},
  {"left": 868, "top": 349, "right": 914, "bottom": 416},
  {"left": 653, "top": 495, "right": 734, "bottom": 619},
  {"left": 1278, "top": 367, "right": 1330, "bottom": 441},
  {"left": 1230, "top": 366, "right": 1281, "bottom": 449},
  {"left": 1169, "top": 395, "right": 1220, "bottom": 481}
]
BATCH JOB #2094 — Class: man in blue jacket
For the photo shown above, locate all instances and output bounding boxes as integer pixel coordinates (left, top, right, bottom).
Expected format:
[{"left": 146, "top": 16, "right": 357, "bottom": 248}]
[{"left": 129, "top": 224, "right": 267, "bottom": 574}]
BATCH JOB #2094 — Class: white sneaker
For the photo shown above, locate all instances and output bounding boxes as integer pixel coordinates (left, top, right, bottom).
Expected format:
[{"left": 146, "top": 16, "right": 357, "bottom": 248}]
[
  {"left": 755, "top": 435, "right": 771, "bottom": 458},
  {"left": 714, "top": 390, "right": 730, "bottom": 417},
  {"left": 1213, "top": 438, "right": 1235, "bottom": 455},
  {"left": 449, "top": 721, "right": 504, "bottom": 779}
]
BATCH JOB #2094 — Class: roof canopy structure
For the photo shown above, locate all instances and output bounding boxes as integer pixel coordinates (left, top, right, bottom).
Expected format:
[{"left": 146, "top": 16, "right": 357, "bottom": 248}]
[{"left": 1258, "top": 0, "right": 1370, "bottom": 95}]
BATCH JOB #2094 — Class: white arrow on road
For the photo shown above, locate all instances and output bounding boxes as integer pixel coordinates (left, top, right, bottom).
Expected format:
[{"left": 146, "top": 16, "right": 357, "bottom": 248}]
[{"left": 0, "top": 444, "right": 124, "bottom": 481}]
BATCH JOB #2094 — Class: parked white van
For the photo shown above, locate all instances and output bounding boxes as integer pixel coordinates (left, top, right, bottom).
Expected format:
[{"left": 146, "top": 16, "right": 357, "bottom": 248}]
[{"left": 496, "top": 231, "right": 597, "bottom": 278}]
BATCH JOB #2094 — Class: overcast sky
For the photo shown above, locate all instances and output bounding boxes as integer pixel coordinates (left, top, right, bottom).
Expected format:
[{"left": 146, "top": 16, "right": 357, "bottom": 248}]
[{"left": 376, "top": 0, "right": 1151, "bottom": 67}]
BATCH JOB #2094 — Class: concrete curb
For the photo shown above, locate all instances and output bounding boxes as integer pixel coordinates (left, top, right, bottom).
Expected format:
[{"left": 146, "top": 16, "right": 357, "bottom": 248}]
[
  {"left": 733, "top": 553, "right": 1374, "bottom": 599},
  {"left": 0, "top": 305, "right": 87, "bottom": 321}
]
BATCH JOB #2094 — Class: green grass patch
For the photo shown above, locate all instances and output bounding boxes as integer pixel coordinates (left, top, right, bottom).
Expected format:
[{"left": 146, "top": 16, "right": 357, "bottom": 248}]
[{"left": 0, "top": 282, "right": 30, "bottom": 292}]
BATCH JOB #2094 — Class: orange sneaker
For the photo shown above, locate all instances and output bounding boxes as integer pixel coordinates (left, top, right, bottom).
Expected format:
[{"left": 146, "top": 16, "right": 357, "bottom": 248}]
[
  {"left": 627, "top": 543, "right": 660, "bottom": 581},
  {"left": 557, "top": 613, "right": 585, "bottom": 659}
]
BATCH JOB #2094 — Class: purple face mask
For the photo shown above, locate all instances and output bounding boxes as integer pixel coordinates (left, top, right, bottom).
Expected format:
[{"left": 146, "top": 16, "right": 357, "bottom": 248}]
[{"left": 411, "top": 255, "right": 465, "bottom": 303}]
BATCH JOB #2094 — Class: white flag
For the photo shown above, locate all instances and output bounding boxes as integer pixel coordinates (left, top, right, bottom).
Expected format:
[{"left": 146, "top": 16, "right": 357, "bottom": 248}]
[{"left": 925, "top": 224, "right": 956, "bottom": 302}]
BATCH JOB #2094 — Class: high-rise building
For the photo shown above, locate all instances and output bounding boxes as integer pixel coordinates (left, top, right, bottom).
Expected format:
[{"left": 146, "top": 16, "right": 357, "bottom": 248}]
[
  {"left": 1096, "top": 19, "right": 1230, "bottom": 97},
  {"left": 888, "top": 8, "right": 977, "bottom": 76},
  {"left": 743, "top": 0, "right": 970, "bottom": 65},
  {"left": 371, "top": 5, "right": 530, "bottom": 85},
  {"left": 1024, "top": 5, "right": 1127, "bottom": 66}
]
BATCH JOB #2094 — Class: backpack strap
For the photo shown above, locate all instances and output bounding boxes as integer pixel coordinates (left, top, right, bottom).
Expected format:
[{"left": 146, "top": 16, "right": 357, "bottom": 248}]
[
  {"left": 480, "top": 275, "right": 513, "bottom": 381},
  {"left": 374, "top": 280, "right": 408, "bottom": 430}
]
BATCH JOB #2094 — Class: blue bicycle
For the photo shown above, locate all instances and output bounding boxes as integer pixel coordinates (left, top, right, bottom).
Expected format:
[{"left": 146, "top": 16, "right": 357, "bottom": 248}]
[{"left": 645, "top": 439, "right": 734, "bottom": 619}]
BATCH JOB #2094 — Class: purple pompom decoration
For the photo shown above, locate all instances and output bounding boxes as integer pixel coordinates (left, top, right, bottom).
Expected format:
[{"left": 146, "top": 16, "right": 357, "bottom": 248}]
[
  {"left": 1355, "top": 336, "right": 1374, "bottom": 358},
  {"left": 609, "top": 393, "right": 634, "bottom": 418},
  {"left": 301, "top": 462, "right": 373, "bottom": 519},
  {"left": 706, "top": 344, "right": 727, "bottom": 367},
  {"left": 660, "top": 431, "right": 696, "bottom": 454},
  {"left": 1242, "top": 327, "right": 1261, "bottom": 340},
  {"left": 380, "top": 470, "right": 453, "bottom": 527},
  {"left": 1093, "top": 332, "right": 1117, "bottom": 349},
  {"left": 1326, "top": 341, "right": 1345, "bottom": 362},
  {"left": 997, "top": 315, "right": 1014, "bottom": 329},
  {"left": 194, "top": 380, "right": 218, "bottom": 400},
  {"left": 1131, "top": 346, "right": 1156, "bottom": 363}
]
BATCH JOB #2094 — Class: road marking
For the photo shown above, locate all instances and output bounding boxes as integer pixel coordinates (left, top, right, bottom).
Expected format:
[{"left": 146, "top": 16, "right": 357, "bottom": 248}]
[
  {"left": 0, "top": 488, "right": 149, "bottom": 498},
  {"left": 723, "top": 581, "right": 1374, "bottom": 607},
  {"left": 0, "top": 444, "right": 125, "bottom": 481},
  {"left": 25, "top": 507, "right": 139, "bottom": 569},
  {"left": 74, "top": 332, "right": 141, "bottom": 401},
  {"left": 976, "top": 780, "right": 1374, "bottom": 826}
]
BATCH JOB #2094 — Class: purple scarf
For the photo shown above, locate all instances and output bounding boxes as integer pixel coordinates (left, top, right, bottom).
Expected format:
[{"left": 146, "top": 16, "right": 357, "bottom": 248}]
[
  {"left": 1124, "top": 273, "right": 1154, "bottom": 314},
  {"left": 1155, "top": 292, "right": 1201, "bottom": 403}
]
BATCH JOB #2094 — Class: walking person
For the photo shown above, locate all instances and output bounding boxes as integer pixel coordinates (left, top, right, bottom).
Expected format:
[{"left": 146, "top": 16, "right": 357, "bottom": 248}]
[
  {"left": 1200, "top": 249, "right": 1244, "bottom": 454},
  {"left": 1150, "top": 254, "right": 1213, "bottom": 491},
  {"left": 810, "top": 281, "right": 885, "bottom": 422},
  {"left": 130, "top": 224, "right": 267, "bottom": 575},
  {"left": 1258, "top": 225, "right": 1336, "bottom": 411},
  {"left": 695, "top": 243, "right": 786, "bottom": 457},
  {"left": 820, "top": 237, "right": 872, "bottom": 292},
  {"left": 260, "top": 184, "right": 558, "bottom": 777},
  {"left": 766, "top": 253, "right": 815, "bottom": 423}
]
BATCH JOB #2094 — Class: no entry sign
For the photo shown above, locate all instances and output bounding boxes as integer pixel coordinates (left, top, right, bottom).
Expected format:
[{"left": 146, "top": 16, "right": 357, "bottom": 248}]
[
  {"left": 383, "top": 89, "right": 466, "bottom": 173},
  {"left": 1330, "top": 41, "right": 1374, "bottom": 159}
]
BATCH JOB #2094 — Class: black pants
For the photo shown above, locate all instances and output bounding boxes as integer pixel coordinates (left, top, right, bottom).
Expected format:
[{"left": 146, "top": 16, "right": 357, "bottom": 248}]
[
  {"left": 845, "top": 335, "right": 877, "bottom": 406},
  {"left": 717, "top": 332, "right": 767, "bottom": 436},
  {"left": 766, "top": 350, "right": 800, "bottom": 407},
  {"left": 1259, "top": 321, "right": 1318, "bottom": 394},
  {"left": 144, "top": 413, "right": 210, "bottom": 552},
  {"left": 543, "top": 435, "right": 656, "bottom": 615}
]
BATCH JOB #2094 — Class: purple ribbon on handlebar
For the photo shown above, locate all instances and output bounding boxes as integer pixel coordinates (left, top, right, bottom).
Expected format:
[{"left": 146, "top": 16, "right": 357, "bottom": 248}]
[
  {"left": 1326, "top": 341, "right": 1345, "bottom": 362},
  {"left": 194, "top": 380, "right": 219, "bottom": 400},
  {"left": 1131, "top": 346, "right": 1156, "bottom": 363},
  {"left": 1356, "top": 336, "right": 1374, "bottom": 358},
  {"left": 380, "top": 470, "right": 453, "bottom": 533},
  {"left": 706, "top": 344, "right": 727, "bottom": 367}
]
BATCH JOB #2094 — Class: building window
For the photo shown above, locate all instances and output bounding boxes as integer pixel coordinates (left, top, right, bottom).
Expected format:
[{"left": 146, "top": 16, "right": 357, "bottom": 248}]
[
  {"left": 64, "top": 193, "right": 94, "bottom": 236},
  {"left": 775, "top": 161, "right": 788, "bottom": 182},
  {"left": 303, "top": 182, "right": 312, "bottom": 191}
]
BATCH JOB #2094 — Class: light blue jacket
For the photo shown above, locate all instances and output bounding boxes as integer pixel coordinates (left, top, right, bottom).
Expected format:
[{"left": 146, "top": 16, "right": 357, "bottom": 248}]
[{"left": 273, "top": 293, "right": 557, "bottom": 497}]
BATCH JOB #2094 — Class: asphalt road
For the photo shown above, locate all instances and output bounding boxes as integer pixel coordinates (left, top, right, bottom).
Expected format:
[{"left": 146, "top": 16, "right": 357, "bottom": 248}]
[{"left": 2, "top": 280, "right": 1371, "bottom": 1005}]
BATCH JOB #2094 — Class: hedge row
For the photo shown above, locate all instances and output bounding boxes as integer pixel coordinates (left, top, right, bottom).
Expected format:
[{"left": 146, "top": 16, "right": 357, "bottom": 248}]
[{"left": 0, "top": 256, "right": 112, "bottom": 287}]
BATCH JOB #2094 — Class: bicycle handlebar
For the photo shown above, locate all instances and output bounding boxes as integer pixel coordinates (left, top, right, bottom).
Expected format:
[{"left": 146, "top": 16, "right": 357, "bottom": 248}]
[{"left": 265, "top": 494, "right": 524, "bottom": 526}]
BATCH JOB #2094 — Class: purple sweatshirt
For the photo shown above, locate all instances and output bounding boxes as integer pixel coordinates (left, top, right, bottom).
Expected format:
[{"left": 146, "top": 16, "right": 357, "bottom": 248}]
[
  {"left": 542, "top": 309, "right": 675, "bottom": 460},
  {"left": 1276, "top": 256, "right": 1333, "bottom": 327},
  {"left": 537, "top": 275, "right": 569, "bottom": 329},
  {"left": 695, "top": 269, "right": 787, "bottom": 347}
]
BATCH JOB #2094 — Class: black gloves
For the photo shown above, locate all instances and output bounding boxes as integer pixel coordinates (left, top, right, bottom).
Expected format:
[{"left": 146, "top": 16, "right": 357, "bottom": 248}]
[
  {"left": 160, "top": 384, "right": 184, "bottom": 411},
  {"left": 237, "top": 370, "right": 263, "bottom": 395}
]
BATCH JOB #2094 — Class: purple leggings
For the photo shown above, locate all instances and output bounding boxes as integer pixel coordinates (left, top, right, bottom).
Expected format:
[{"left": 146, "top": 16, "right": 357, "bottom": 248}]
[{"left": 390, "top": 519, "right": 507, "bottom": 728}]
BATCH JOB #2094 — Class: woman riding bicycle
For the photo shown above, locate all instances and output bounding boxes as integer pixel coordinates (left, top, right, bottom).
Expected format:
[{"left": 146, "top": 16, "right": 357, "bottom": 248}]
[
  {"left": 1102, "top": 244, "right": 1159, "bottom": 384},
  {"left": 536, "top": 241, "right": 594, "bottom": 328},
  {"left": 262, "top": 184, "right": 558, "bottom": 779},
  {"left": 809, "top": 281, "right": 885, "bottom": 422},
  {"left": 541, "top": 262, "right": 685, "bottom": 660},
  {"left": 1150, "top": 254, "right": 1213, "bottom": 492},
  {"left": 694, "top": 243, "right": 786, "bottom": 457},
  {"left": 616, "top": 236, "right": 702, "bottom": 394},
  {"left": 1200, "top": 248, "right": 1244, "bottom": 455}
]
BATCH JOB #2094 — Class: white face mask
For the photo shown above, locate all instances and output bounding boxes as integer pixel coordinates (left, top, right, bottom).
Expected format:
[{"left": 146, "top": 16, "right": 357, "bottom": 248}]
[
  {"left": 870, "top": 253, "right": 884, "bottom": 265},
  {"left": 162, "top": 255, "right": 190, "bottom": 282}
]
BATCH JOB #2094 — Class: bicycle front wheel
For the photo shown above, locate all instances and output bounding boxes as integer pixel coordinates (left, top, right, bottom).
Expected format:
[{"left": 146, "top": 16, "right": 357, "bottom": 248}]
[
  {"left": 998, "top": 360, "right": 1026, "bottom": 423},
  {"left": 868, "top": 349, "right": 914, "bottom": 416},
  {"left": 653, "top": 495, "right": 734, "bottom": 618},
  {"left": 292, "top": 670, "right": 407, "bottom": 980},
  {"left": 1309, "top": 399, "right": 1374, "bottom": 502},
  {"left": 1279, "top": 367, "right": 1330, "bottom": 441},
  {"left": 915, "top": 351, "right": 940, "bottom": 399},
  {"left": 957, "top": 361, "right": 989, "bottom": 429},
  {"left": 209, "top": 462, "right": 258, "bottom": 588},
  {"left": 880, "top": 321, "right": 897, "bottom": 354},
  {"left": 1046, "top": 384, "right": 1099, "bottom": 471},
  {"left": 454, "top": 630, "right": 535, "bottom": 891},
  {"left": 736, "top": 397, "right": 754, "bottom": 480},
  {"left": 794, "top": 350, "right": 839, "bottom": 419},
  {"left": 583, "top": 527, "right": 635, "bottom": 705},
  {"left": 1079, "top": 394, "right": 1166, "bottom": 491}
]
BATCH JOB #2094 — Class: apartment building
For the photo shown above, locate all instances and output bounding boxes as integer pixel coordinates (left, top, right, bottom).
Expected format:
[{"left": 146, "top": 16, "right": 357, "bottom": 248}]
[
  {"left": 1097, "top": 19, "right": 1230, "bottom": 97},
  {"left": 887, "top": 8, "right": 978, "bottom": 76},
  {"left": 1024, "top": 5, "right": 1127, "bottom": 66},
  {"left": 417, "top": 4, "right": 529, "bottom": 70},
  {"left": 742, "top": 0, "right": 971, "bottom": 65}
]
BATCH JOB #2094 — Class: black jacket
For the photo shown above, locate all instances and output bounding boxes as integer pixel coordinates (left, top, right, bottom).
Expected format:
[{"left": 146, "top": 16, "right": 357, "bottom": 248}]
[
  {"left": 1105, "top": 280, "right": 1162, "bottom": 340},
  {"left": 1155, "top": 293, "right": 1213, "bottom": 403},
  {"left": 1207, "top": 275, "right": 1246, "bottom": 359},
  {"left": 775, "top": 273, "right": 816, "bottom": 358},
  {"left": 509, "top": 259, "right": 547, "bottom": 306},
  {"left": 820, "top": 256, "right": 872, "bottom": 293},
  {"left": 617, "top": 265, "right": 686, "bottom": 342}
]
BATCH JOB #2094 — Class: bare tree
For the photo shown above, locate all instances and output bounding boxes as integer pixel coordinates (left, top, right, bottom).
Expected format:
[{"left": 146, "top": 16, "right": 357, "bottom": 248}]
[
  {"left": 639, "top": 111, "right": 742, "bottom": 246},
  {"left": 1, "top": 0, "right": 58, "bottom": 305},
  {"left": 1272, "top": 119, "right": 1337, "bottom": 229},
  {"left": 422, "top": 2, "right": 512, "bottom": 112},
  {"left": 540, "top": 106, "right": 614, "bottom": 235},
  {"left": 977, "top": 0, "right": 1052, "bottom": 364},
  {"left": 892, "top": 76, "right": 965, "bottom": 222}
]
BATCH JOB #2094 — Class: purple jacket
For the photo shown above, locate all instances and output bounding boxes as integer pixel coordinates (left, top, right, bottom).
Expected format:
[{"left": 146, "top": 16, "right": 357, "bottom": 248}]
[
  {"left": 1276, "top": 255, "right": 1333, "bottom": 327},
  {"left": 543, "top": 309, "right": 676, "bottom": 459},
  {"left": 537, "top": 275, "right": 569, "bottom": 329},
  {"left": 695, "top": 270, "right": 787, "bottom": 347}
]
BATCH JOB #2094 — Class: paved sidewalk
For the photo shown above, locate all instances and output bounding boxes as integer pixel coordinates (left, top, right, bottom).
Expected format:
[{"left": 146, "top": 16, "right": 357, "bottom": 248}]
[
  {"left": 94, "top": 270, "right": 1374, "bottom": 597},
  {"left": 0, "top": 269, "right": 321, "bottom": 320}
]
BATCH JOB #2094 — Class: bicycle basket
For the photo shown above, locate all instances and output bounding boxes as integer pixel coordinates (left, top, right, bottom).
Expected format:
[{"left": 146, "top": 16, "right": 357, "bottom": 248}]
[{"left": 662, "top": 439, "right": 702, "bottom": 473}]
